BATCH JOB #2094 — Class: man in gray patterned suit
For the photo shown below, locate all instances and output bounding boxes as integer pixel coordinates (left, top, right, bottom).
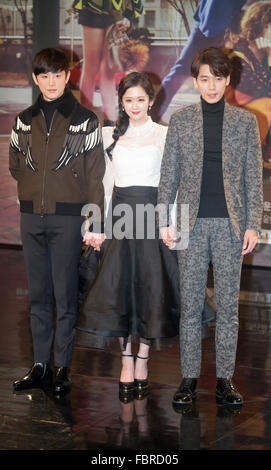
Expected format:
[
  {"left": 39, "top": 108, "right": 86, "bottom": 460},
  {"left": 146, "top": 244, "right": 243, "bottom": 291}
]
[{"left": 158, "top": 47, "right": 263, "bottom": 407}]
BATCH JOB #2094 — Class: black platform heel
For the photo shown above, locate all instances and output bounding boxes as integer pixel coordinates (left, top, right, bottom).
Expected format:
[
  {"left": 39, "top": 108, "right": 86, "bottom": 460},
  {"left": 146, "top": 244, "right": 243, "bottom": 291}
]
[{"left": 119, "top": 354, "right": 135, "bottom": 399}]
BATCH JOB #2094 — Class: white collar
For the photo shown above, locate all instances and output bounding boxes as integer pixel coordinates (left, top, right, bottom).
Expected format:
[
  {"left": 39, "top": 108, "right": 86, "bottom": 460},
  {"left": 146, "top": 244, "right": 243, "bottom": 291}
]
[{"left": 126, "top": 116, "right": 153, "bottom": 136}]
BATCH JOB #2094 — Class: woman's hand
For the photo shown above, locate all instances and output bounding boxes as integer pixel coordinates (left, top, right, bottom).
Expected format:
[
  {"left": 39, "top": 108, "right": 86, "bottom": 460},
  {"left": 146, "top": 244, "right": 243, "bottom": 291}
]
[
  {"left": 160, "top": 226, "right": 176, "bottom": 249},
  {"left": 83, "top": 232, "right": 106, "bottom": 251}
]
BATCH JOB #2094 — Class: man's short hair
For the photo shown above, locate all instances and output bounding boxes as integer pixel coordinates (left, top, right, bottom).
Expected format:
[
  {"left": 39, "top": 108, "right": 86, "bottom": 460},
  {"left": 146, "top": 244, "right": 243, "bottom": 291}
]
[
  {"left": 191, "top": 47, "right": 231, "bottom": 79},
  {"left": 32, "top": 48, "right": 69, "bottom": 76}
]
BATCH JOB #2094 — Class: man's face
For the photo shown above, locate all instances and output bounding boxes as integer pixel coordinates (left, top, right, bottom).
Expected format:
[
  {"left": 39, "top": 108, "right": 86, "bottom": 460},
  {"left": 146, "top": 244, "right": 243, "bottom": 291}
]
[
  {"left": 193, "top": 64, "right": 230, "bottom": 103},
  {"left": 32, "top": 70, "right": 70, "bottom": 101}
]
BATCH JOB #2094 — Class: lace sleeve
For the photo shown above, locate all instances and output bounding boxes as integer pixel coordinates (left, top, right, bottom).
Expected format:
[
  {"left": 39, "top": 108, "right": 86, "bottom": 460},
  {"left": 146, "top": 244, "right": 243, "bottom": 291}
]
[{"left": 157, "top": 123, "right": 168, "bottom": 155}]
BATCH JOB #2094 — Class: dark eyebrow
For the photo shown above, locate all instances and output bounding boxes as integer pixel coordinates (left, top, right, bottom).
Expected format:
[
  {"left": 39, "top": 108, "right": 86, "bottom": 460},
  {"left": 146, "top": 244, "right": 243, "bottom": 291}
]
[{"left": 198, "top": 74, "right": 222, "bottom": 79}]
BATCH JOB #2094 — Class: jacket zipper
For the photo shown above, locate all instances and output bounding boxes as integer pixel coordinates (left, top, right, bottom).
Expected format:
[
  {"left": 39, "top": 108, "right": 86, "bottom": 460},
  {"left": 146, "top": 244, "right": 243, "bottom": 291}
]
[{"left": 40, "top": 110, "right": 55, "bottom": 218}]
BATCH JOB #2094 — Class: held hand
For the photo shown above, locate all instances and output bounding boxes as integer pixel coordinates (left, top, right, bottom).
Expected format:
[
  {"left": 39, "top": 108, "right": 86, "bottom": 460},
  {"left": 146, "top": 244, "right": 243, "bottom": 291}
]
[
  {"left": 83, "top": 232, "right": 106, "bottom": 251},
  {"left": 160, "top": 226, "right": 176, "bottom": 249},
  {"left": 241, "top": 229, "right": 258, "bottom": 255}
]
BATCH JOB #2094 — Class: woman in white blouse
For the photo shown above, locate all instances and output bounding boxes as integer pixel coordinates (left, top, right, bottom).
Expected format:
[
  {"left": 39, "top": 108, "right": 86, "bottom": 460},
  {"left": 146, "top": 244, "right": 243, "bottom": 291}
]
[{"left": 76, "top": 72, "right": 180, "bottom": 400}]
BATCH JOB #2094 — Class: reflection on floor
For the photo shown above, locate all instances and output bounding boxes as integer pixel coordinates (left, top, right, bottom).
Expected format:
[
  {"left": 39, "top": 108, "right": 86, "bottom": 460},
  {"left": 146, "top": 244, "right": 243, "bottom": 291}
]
[{"left": 1, "top": 247, "right": 271, "bottom": 454}]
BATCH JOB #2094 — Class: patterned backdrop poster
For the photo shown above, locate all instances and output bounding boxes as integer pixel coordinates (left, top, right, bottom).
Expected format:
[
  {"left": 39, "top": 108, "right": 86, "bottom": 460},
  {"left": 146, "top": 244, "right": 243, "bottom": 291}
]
[{"left": 0, "top": 0, "right": 270, "bottom": 264}]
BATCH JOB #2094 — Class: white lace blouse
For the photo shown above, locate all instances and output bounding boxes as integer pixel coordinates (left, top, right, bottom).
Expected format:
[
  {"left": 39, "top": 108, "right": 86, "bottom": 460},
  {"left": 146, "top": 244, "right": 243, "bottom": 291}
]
[{"left": 102, "top": 117, "right": 168, "bottom": 201}]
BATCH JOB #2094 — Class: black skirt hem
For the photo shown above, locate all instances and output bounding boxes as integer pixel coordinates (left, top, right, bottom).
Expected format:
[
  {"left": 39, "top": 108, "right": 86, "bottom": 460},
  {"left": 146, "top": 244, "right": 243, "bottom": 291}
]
[{"left": 75, "top": 327, "right": 179, "bottom": 352}]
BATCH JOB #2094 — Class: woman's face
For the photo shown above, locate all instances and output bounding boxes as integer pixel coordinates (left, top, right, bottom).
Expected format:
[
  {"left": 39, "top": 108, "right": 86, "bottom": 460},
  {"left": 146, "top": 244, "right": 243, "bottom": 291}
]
[{"left": 122, "top": 85, "right": 152, "bottom": 126}]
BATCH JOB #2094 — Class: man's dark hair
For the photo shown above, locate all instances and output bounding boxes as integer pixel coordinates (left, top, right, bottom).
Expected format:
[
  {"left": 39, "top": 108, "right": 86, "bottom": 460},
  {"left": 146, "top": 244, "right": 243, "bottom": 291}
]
[
  {"left": 32, "top": 48, "right": 69, "bottom": 76},
  {"left": 191, "top": 47, "right": 231, "bottom": 79}
]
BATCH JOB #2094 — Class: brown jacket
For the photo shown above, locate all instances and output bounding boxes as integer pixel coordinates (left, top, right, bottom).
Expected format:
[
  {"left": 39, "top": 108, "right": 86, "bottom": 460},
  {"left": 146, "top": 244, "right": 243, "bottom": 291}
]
[{"left": 9, "top": 88, "right": 105, "bottom": 225}]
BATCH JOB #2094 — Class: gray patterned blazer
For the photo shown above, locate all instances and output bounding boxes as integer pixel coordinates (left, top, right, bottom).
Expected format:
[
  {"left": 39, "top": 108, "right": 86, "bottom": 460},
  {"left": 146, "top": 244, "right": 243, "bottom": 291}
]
[{"left": 157, "top": 102, "right": 263, "bottom": 241}]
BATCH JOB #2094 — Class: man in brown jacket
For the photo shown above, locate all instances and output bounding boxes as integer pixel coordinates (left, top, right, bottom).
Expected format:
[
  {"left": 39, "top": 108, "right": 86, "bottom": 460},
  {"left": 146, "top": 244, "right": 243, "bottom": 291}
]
[{"left": 9, "top": 48, "right": 105, "bottom": 394}]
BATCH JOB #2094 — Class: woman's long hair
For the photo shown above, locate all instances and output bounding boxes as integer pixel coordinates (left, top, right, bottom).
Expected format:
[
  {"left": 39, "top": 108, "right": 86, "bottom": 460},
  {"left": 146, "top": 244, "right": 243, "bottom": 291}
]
[
  {"left": 240, "top": 1, "right": 271, "bottom": 42},
  {"left": 106, "top": 72, "right": 155, "bottom": 159}
]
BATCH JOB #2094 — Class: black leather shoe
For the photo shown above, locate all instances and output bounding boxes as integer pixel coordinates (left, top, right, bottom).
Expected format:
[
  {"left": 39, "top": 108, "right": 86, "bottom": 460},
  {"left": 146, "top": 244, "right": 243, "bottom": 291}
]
[
  {"left": 53, "top": 367, "right": 71, "bottom": 395},
  {"left": 172, "top": 378, "right": 197, "bottom": 406},
  {"left": 13, "top": 363, "right": 53, "bottom": 391},
  {"left": 216, "top": 378, "right": 243, "bottom": 405}
]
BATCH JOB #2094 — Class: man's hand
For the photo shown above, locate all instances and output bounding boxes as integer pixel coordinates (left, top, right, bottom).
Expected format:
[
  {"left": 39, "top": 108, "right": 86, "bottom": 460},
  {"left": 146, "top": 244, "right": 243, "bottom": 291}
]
[
  {"left": 160, "top": 226, "right": 176, "bottom": 249},
  {"left": 83, "top": 232, "right": 105, "bottom": 251},
  {"left": 241, "top": 229, "right": 258, "bottom": 255}
]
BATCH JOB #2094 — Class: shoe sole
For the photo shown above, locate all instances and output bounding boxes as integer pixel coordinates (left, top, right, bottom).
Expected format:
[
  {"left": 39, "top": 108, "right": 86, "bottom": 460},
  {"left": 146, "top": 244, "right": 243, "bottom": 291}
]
[
  {"left": 172, "top": 402, "right": 195, "bottom": 414},
  {"left": 216, "top": 394, "right": 243, "bottom": 406},
  {"left": 172, "top": 392, "right": 197, "bottom": 406}
]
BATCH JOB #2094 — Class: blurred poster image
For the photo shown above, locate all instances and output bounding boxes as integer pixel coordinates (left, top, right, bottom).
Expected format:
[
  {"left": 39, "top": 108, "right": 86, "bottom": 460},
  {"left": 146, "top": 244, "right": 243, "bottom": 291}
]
[
  {"left": 69, "top": 0, "right": 147, "bottom": 124},
  {"left": 0, "top": 0, "right": 271, "bottom": 257}
]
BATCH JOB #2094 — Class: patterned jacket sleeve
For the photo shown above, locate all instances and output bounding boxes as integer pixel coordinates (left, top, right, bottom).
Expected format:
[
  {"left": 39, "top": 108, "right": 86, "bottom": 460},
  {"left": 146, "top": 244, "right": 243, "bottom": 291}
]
[
  {"left": 245, "top": 113, "right": 263, "bottom": 232},
  {"left": 157, "top": 112, "right": 181, "bottom": 228}
]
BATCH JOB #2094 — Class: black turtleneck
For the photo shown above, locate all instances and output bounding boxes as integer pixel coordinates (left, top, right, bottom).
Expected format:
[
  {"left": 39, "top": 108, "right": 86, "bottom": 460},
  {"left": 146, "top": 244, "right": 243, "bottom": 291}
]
[
  {"left": 38, "top": 92, "right": 65, "bottom": 132},
  {"left": 197, "top": 96, "right": 229, "bottom": 218}
]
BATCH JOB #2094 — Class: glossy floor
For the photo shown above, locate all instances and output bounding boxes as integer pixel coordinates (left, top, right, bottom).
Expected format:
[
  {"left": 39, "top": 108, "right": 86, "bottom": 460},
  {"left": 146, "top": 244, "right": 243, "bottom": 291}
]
[{"left": 1, "top": 248, "right": 271, "bottom": 454}]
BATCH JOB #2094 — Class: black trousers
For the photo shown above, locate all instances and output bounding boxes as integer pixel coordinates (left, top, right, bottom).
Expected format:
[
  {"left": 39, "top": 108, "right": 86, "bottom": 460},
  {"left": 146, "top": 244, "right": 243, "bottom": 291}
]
[{"left": 20, "top": 213, "right": 83, "bottom": 366}]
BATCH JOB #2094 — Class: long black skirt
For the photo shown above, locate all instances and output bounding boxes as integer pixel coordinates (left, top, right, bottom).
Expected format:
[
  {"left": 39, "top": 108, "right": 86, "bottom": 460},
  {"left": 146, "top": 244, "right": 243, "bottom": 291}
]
[{"left": 75, "top": 186, "right": 180, "bottom": 351}]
